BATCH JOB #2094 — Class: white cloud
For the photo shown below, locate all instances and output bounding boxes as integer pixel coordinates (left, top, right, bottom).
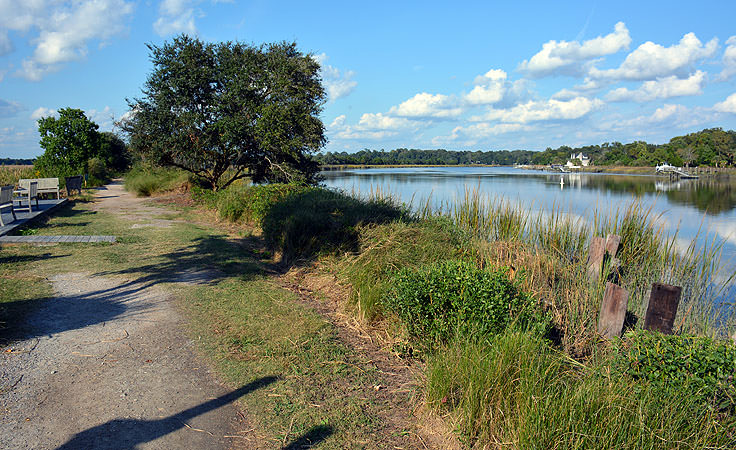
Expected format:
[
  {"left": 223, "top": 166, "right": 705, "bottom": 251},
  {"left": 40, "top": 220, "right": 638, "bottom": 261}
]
[
  {"left": 0, "top": 0, "right": 135, "bottom": 81},
  {"left": 718, "top": 36, "right": 736, "bottom": 81},
  {"left": 519, "top": 22, "right": 631, "bottom": 78},
  {"left": 472, "top": 97, "right": 602, "bottom": 124},
  {"left": 389, "top": 92, "right": 463, "bottom": 119},
  {"left": 0, "top": 99, "right": 23, "bottom": 118},
  {"left": 315, "top": 53, "right": 357, "bottom": 101},
  {"left": 0, "top": 30, "right": 13, "bottom": 56},
  {"left": 465, "top": 69, "right": 509, "bottom": 105},
  {"left": 30, "top": 106, "right": 57, "bottom": 120},
  {"left": 331, "top": 112, "right": 418, "bottom": 140},
  {"left": 606, "top": 71, "right": 705, "bottom": 102},
  {"left": 713, "top": 93, "right": 736, "bottom": 113},
  {"left": 590, "top": 32, "right": 718, "bottom": 81},
  {"left": 154, "top": 0, "right": 197, "bottom": 36}
]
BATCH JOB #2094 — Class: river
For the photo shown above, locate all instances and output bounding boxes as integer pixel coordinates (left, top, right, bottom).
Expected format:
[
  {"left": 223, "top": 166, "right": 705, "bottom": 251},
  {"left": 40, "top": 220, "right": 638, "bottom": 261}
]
[{"left": 322, "top": 166, "right": 736, "bottom": 293}]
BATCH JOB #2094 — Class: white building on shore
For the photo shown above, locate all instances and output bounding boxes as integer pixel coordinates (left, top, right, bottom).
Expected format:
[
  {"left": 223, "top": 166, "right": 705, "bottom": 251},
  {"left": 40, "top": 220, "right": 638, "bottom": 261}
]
[{"left": 565, "top": 152, "right": 590, "bottom": 168}]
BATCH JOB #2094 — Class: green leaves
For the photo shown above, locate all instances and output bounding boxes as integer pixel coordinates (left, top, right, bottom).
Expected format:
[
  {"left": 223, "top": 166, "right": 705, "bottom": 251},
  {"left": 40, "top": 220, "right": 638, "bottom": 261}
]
[
  {"left": 124, "top": 35, "right": 326, "bottom": 190},
  {"left": 383, "top": 260, "right": 547, "bottom": 351},
  {"left": 36, "top": 108, "right": 100, "bottom": 178}
]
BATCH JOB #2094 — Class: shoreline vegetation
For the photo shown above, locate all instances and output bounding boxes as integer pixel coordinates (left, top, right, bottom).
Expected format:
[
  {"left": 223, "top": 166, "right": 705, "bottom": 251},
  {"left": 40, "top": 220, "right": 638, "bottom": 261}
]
[{"left": 123, "top": 167, "right": 736, "bottom": 449}]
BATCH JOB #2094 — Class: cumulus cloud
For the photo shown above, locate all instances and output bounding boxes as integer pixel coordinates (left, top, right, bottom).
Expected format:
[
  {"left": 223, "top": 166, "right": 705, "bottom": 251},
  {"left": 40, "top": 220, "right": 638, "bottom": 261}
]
[
  {"left": 590, "top": 32, "right": 718, "bottom": 81},
  {"left": 0, "top": 99, "right": 23, "bottom": 118},
  {"left": 154, "top": 0, "right": 197, "bottom": 36},
  {"left": 0, "top": 0, "right": 135, "bottom": 81},
  {"left": 519, "top": 22, "right": 631, "bottom": 78},
  {"left": 472, "top": 97, "right": 602, "bottom": 124},
  {"left": 30, "top": 106, "right": 57, "bottom": 120},
  {"left": 605, "top": 71, "right": 705, "bottom": 102},
  {"left": 718, "top": 36, "right": 736, "bottom": 81},
  {"left": 330, "top": 112, "right": 419, "bottom": 140},
  {"left": 315, "top": 54, "right": 357, "bottom": 101},
  {"left": 389, "top": 92, "right": 463, "bottom": 119},
  {"left": 713, "top": 93, "right": 736, "bottom": 113}
]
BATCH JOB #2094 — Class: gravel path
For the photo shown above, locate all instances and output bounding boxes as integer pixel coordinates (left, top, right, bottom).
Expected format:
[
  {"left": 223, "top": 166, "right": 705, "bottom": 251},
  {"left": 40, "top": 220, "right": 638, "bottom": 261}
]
[{"left": 1, "top": 182, "right": 258, "bottom": 449}]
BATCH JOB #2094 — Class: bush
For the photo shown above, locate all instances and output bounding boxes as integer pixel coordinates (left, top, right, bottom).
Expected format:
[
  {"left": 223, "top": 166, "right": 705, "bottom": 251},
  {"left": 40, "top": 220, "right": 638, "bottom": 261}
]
[
  {"left": 124, "top": 166, "right": 189, "bottom": 196},
  {"left": 216, "top": 183, "right": 309, "bottom": 224},
  {"left": 261, "top": 188, "right": 409, "bottom": 262},
  {"left": 383, "top": 260, "right": 545, "bottom": 349},
  {"left": 338, "top": 218, "right": 466, "bottom": 320},
  {"left": 614, "top": 330, "right": 736, "bottom": 413},
  {"left": 87, "top": 157, "right": 108, "bottom": 185}
]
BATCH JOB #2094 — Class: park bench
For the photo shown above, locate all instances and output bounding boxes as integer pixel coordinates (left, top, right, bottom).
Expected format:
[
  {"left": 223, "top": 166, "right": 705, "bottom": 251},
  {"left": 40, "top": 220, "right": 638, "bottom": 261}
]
[
  {"left": 14, "top": 181, "right": 38, "bottom": 213},
  {"left": 0, "top": 185, "right": 16, "bottom": 226},
  {"left": 19, "top": 177, "right": 59, "bottom": 199}
]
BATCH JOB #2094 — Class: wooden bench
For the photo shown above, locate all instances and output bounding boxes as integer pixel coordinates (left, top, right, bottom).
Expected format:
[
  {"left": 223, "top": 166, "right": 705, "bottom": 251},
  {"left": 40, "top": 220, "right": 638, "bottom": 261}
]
[
  {"left": 19, "top": 177, "right": 59, "bottom": 199},
  {"left": 0, "top": 185, "right": 16, "bottom": 226},
  {"left": 15, "top": 181, "right": 38, "bottom": 213}
]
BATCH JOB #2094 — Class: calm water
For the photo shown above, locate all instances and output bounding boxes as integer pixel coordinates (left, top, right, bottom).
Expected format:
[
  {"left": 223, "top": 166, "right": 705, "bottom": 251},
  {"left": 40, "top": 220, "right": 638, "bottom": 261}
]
[{"left": 322, "top": 166, "right": 736, "bottom": 285}]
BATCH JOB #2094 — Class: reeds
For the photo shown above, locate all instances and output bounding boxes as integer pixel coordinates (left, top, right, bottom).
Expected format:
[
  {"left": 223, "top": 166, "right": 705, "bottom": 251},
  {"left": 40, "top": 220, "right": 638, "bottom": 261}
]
[{"left": 0, "top": 165, "right": 36, "bottom": 187}]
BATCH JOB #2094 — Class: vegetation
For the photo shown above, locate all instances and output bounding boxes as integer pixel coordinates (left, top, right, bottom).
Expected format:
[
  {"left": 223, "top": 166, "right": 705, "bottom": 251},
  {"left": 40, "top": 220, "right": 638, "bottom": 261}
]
[
  {"left": 317, "top": 127, "right": 736, "bottom": 168},
  {"left": 0, "top": 165, "right": 36, "bottom": 186},
  {"left": 0, "top": 158, "right": 34, "bottom": 166},
  {"left": 123, "top": 165, "right": 191, "bottom": 196},
  {"left": 33, "top": 107, "right": 130, "bottom": 184},
  {"left": 122, "top": 35, "right": 326, "bottom": 190}
]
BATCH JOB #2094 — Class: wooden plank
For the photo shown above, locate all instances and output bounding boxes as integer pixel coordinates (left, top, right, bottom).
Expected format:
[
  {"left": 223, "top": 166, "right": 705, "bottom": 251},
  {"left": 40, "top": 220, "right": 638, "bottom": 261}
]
[
  {"left": 643, "top": 283, "right": 682, "bottom": 334},
  {"left": 605, "top": 234, "right": 621, "bottom": 258},
  {"left": 598, "top": 282, "right": 629, "bottom": 339},
  {"left": 586, "top": 236, "right": 606, "bottom": 281}
]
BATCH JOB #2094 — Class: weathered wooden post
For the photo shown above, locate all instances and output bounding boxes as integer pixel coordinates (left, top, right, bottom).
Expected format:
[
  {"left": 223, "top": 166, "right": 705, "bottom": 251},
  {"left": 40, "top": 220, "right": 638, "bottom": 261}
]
[
  {"left": 586, "top": 236, "right": 606, "bottom": 281},
  {"left": 598, "top": 282, "right": 629, "bottom": 339},
  {"left": 605, "top": 234, "right": 621, "bottom": 258},
  {"left": 643, "top": 283, "right": 682, "bottom": 334}
]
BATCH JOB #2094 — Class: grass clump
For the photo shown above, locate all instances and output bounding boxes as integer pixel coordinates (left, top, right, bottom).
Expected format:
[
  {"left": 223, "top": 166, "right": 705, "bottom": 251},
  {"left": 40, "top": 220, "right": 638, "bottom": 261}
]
[
  {"left": 214, "top": 183, "right": 309, "bottom": 223},
  {"left": 261, "top": 188, "right": 409, "bottom": 263},
  {"left": 384, "top": 260, "right": 546, "bottom": 350},
  {"left": 0, "top": 165, "right": 36, "bottom": 186},
  {"left": 427, "top": 331, "right": 735, "bottom": 449},
  {"left": 124, "top": 165, "right": 190, "bottom": 196}
]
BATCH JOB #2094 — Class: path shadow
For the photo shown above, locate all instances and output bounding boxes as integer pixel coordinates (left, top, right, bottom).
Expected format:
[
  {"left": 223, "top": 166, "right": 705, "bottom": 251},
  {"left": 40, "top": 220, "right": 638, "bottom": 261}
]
[
  {"left": 55, "top": 376, "right": 277, "bottom": 450},
  {"left": 1, "top": 274, "right": 166, "bottom": 343},
  {"left": 95, "top": 235, "right": 262, "bottom": 289},
  {"left": 282, "top": 425, "right": 334, "bottom": 449}
]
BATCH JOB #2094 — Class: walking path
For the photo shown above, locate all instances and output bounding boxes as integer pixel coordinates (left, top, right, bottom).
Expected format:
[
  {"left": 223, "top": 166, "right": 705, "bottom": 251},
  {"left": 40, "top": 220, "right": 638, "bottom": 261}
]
[{"left": 1, "top": 182, "right": 255, "bottom": 449}]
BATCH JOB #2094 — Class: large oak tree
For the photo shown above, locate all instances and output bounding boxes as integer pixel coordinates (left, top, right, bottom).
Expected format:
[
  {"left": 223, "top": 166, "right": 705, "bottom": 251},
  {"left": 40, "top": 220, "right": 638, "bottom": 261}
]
[{"left": 123, "top": 35, "right": 326, "bottom": 190}]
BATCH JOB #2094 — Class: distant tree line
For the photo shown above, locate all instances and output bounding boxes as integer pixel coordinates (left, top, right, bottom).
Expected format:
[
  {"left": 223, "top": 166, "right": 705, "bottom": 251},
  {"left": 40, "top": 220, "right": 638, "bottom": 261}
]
[
  {"left": 316, "top": 128, "right": 736, "bottom": 168},
  {"left": 0, "top": 158, "right": 34, "bottom": 165}
]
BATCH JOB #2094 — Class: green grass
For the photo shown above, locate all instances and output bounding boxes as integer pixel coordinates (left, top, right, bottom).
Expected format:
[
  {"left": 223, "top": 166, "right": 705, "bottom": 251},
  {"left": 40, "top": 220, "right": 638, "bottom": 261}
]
[
  {"left": 124, "top": 165, "right": 190, "bottom": 196},
  {"left": 0, "top": 165, "right": 36, "bottom": 186},
  {"left": 427, "top": 331, "right": 734, "bottom": 449},
  {"left": 0, "top": 194, "right": 398, "bottom": 448}
]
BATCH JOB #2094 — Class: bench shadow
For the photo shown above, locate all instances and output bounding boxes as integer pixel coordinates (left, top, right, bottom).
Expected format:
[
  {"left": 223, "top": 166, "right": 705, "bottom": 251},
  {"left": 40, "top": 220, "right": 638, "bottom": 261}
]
[
  {"left": 55, "top": 376, "right": 278, "bottom": 450},
  {"left": 282, "top": 425, "right": 334, "bottom": 449}
]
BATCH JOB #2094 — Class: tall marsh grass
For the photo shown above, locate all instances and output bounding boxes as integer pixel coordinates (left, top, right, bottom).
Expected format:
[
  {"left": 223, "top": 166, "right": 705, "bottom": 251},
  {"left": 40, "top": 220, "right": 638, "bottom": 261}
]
[
  {"left": 0, "top": 165, "right": 36, "bottom": 187},
  {"left": 445, "top": 188, "right": 735, "bottom": 353}
]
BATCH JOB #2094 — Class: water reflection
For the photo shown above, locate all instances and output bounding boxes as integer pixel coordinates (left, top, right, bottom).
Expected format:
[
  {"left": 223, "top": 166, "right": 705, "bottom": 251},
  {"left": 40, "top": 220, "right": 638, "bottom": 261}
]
[{"left": 322, "top": 167, "right": 736, "bottom": 278}]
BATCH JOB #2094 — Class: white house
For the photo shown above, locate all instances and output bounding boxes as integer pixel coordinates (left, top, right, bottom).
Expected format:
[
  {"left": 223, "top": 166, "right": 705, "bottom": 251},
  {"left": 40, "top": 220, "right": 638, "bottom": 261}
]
[{"left": 566, "top": 152, "right": 590, "bottom": 168}]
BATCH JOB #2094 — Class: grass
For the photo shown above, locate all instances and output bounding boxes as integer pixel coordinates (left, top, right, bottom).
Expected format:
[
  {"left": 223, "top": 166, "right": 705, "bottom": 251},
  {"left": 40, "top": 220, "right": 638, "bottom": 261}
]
[
  {"left": 426, "top": 331, "right": 734, "bottom": 449},
  {"left": 0, "top": 190, "right": 403, "bottom": 448},
  {"left": 124, "top": 165, "right": 191, "bottom": 196},
  {"left": 0, "top": 165, "right": 37, "bottom": 186}
]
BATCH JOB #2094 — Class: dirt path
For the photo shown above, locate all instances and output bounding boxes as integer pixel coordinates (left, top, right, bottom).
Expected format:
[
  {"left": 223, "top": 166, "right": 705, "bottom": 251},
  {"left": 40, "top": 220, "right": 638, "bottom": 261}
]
[{"left": 1, "top": 182, "right": 257, "bottom": 449}]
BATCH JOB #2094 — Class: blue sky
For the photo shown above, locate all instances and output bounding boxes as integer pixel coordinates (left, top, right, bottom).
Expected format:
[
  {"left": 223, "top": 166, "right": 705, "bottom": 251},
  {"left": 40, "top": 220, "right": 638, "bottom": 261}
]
[{"left": 1, "top": 0, "right": 736, "bottom": 158}]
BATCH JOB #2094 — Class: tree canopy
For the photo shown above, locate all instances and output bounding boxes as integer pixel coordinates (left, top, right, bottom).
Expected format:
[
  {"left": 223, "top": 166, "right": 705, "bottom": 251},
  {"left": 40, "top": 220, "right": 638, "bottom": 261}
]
[
  {"left": 123, "top": 35, "right": 327, "bottom": 190},
  {"left": 35, "top": 108, "right": 101, "bottom": 178}
]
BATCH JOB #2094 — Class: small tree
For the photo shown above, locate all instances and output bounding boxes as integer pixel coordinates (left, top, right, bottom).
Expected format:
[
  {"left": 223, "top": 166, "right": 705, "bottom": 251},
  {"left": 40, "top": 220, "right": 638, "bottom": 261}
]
[
  {"left": 122, "top": 35, "right": 326, "bottom": 190},
  {"left": 35, "top": 108, "right": 100, "bottom": 178}
]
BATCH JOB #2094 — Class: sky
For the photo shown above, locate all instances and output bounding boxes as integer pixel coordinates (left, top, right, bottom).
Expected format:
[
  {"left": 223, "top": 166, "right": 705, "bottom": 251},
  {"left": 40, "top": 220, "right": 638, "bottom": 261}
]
[{"left": 1, "top": 0, "right": 736, "bottom": 159}]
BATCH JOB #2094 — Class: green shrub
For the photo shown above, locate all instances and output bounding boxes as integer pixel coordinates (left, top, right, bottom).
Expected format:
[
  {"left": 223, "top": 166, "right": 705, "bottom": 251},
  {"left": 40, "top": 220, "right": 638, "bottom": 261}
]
[
  {"left": 217, "top": 183, "right": 309, "bottom": 224},
  {"left": 383, "top": 260, "right": 545, "bottom": 349},
  {"left": 614, "top": 330, "right": 736, "bottom": 412},
  {"left": 339, "top": 218, "right": 466, "bottom": 320},
  {"left": 124, "top": 166, "right": 189, "bottom": 196},
  {"left": 261, "top": 188, "right": 409, "bottom": 262}
]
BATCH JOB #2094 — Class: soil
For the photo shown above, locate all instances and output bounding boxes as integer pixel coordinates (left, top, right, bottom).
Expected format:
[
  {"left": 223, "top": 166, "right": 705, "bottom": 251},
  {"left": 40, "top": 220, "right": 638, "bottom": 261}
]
[{"left": 1, "top": 182, "right": 255, "bottom": 450}]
